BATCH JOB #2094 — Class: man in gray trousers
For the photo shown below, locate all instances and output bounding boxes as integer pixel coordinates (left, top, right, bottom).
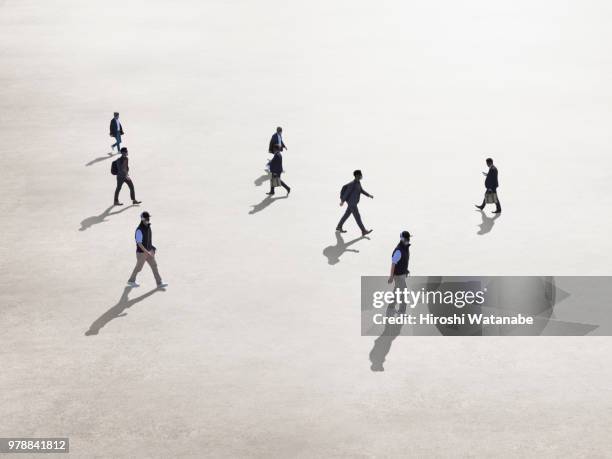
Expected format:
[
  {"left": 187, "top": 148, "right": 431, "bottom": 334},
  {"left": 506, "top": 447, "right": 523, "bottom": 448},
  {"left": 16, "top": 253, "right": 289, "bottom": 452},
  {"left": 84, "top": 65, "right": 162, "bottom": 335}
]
[{"left": 336, "top": 170, "right": 374, "bottom": 236}]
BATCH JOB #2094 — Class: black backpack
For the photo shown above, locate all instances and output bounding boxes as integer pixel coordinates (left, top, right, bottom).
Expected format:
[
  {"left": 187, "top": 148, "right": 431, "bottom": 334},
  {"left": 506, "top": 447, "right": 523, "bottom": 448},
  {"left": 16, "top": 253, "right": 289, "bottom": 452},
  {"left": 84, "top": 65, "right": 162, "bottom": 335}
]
[
  {"left": 111, "top": 158, "right": 119, "bottom": 175},
  {"left": 340, "top": 182, "right": 353, "bottom": 200}
]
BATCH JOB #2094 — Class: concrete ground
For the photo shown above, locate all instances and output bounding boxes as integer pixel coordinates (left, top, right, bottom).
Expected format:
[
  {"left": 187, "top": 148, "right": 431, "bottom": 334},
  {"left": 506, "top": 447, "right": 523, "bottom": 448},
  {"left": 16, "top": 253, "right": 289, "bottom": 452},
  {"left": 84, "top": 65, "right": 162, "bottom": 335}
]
[{"left": 1, "top": 0, "right": 612, "bottom": 457}]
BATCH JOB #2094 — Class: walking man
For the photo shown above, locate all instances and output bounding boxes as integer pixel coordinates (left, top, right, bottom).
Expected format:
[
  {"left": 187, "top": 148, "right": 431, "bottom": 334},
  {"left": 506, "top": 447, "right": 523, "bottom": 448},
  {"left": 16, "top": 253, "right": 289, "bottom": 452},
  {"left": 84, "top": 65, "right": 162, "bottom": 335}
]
[
  {"left": 127, "top": 211, "right": 167, "bottom": 288},
  {"left": 268, "top": 126, "right": 287, "bottom": 154},
  {"left": 113, "top": 147, "right": 142, "bottom": 206},
  {"left": 336, "top": 170, "right": 373, "bottom": 236},
  {"left": 475, "top": 157, "right": 501, "bottom": 213},
  {"left": 388, "top": 231, "right": 411, "bottom": 313},
  {"left": 110, "top": 112, "right": 124, "bottom": 153},
  {"left": 266, "top": 150, "right": 290, "bottom": 195}
]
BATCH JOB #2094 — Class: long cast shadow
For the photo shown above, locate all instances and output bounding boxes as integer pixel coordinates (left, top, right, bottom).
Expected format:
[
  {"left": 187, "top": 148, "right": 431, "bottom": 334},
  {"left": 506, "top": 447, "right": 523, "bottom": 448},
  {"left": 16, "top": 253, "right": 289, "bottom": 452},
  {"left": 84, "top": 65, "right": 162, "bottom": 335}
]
[
  {"left": 79, "top": 204, "right": 136, "bottom": 231},
  {"left": 322, "top": 232, "right": 369, "bottom": 265},
  {"left": 254, "top": 173, "right": 270, "bottom": 187},
  {"left": 85, "top": 286, "right": 160, "bottom": 336},
  {"left": 476, "top": 210, "right": 500, "bottom": 235},
  {"left": 86, "top": 152, "right": 117, "bottom": 167},
  {"left": 248, "top": 195, "right": 288, "bottom": 215},
  {"left": 369, "top": 308, "right": 406, "bottom": 371}
]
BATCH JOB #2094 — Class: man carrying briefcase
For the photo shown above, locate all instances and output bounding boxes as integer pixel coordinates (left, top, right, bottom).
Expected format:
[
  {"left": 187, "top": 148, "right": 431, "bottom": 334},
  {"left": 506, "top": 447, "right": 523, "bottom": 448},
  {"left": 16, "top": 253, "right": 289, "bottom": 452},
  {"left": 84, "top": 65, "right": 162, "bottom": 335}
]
[{"left": 475, "top": 158, "right": 501, "bottom": 214}]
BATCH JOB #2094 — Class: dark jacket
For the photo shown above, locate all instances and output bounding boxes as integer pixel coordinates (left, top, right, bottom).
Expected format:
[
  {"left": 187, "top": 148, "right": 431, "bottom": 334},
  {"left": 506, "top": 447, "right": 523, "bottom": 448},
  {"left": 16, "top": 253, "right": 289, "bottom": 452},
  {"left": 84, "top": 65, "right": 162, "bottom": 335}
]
[
  {"left": 341, "top": 180, "right": 371, "bottom": 206},
  {"left": 268, "top": 133, "right": 286, "bottom": 153},
  {"left": 269, "top": 152, "right": 283, "bottom": 175},
  {"left": 485, "top": 165, "right": 499, "bottom": 191},
  {"left": 110, "top": 118, "right": 124, "bottom": 137},
  {"left": 117, "top": 156, "right": 129, "bottom": 177}
]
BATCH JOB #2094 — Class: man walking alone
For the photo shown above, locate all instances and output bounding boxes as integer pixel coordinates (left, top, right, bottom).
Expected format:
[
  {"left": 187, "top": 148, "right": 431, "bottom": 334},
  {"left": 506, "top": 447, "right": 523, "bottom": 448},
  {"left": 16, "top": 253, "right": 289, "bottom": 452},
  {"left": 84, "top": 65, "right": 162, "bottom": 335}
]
[
  {"left": 127, "top": 211, "right": 168, "bottom": 288},
  {"left": 475, "top": 157, "right": 501, "bottom": 214},
  {"left": 336, "top": 170, "right": 373, "bottom": 236}
]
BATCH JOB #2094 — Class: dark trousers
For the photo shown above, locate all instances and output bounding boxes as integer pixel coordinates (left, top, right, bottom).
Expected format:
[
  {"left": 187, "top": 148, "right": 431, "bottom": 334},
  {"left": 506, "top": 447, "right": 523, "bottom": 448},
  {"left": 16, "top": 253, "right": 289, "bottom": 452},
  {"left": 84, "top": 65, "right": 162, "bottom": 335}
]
[
  {"left": 337, "top": 204, "right": 366, "bottom": 232},
  {"left": 114, "top": 176, "right": 135, "bottom": 203},
  {"left": 269, "top": 174, "right": 290, "bottom": 194},
  {"left": 481, "top": 189, "right": 501, "bottom": 212}
]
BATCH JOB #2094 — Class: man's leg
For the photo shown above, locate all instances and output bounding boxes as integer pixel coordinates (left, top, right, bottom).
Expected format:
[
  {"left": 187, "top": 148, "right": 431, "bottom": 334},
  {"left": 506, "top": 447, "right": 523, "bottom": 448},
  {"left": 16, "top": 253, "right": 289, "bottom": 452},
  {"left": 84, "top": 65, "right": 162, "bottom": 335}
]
[
  {"left": 128, "top": 253, "right": 146, "bottom": 283},
  {"left": 114, "top": 177, "right": 124, "bottom": 204},
  {"left": 351, "top": 205, "right": 367, "bottom": 233},
  {"left": 494, "top": 192, "right": 501, "bottom": 213},
  {"left": 125, "top": 178, "right": 137, "bottom": 202},
  {"left": 112, "top": 134, "right": 121, "bottom": 151},
  {"left": 280, "top": 180, "right": 290, "bottom": 194},
  {"left": 395, "top": 275, "right": 408, "bottom": 314},
  {"left": 336, "top": 206, "right": 353, "bottom": 231},
  {"left": 146, "top": 254, "right": 163, "bottom": 285}
]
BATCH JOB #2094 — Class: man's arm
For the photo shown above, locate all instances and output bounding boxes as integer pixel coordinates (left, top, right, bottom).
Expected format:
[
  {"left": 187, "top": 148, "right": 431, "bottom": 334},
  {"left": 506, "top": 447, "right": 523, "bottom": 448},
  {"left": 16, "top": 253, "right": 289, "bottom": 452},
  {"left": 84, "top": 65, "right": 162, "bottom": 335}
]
[
  {"left": 388, "top": 249, "right": 401, "bottom": 283},
  {"left": 361, "top": 187, "right": 373, "bottom": 199},
  {"left": 388, "top": 263, "right": 396, "bottom": 283}
]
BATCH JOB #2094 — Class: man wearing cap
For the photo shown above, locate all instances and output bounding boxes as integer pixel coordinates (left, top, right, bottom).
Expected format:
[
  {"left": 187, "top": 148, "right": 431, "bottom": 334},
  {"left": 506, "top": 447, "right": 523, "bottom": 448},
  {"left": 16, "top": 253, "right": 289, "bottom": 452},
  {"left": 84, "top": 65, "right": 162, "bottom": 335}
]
[
  {"left": 110, "top": 112, "right": 124, "bottom": 153},
  {"left": 336, "top": 170, "right": 373, "bottom": 236},
  {"left": 387, "top": 231, "right": 411, "bottom": 313},
  {"left": 113, "top": 147, "right": 142, "bottom": 206},
  {"left": 127, "top": 212, "right": 167, "bottom": 288}
]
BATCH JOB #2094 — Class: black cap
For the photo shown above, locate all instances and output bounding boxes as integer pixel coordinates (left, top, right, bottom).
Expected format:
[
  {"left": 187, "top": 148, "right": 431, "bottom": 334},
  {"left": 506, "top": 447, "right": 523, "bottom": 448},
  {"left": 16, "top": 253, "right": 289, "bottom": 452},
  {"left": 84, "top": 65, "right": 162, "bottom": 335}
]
[
  {"left": 353, "top": 169, "right": 362, "bottom": 178},
  {"left": 141, "top": 211, "right": 151, "bottom": 219},
  {"left": 400, "top": 231, "right": 411, "bottom": 239}
]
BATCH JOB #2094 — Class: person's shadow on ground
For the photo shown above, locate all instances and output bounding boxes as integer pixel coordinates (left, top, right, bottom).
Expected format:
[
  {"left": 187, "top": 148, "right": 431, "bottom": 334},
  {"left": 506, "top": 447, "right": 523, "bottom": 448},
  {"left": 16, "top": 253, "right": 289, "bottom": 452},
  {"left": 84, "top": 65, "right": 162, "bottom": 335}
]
[
  {"left": 85, "top": 286, "right": 160, "bottom": 336},
  {"left": 369, "top": 311, "right": 405, "bottom": 371},
  {"left": 248, "top": 195, "right": 288, "bottom": 215},
  {"left": 254, "top": 173, "right": 270, "bottom": 187},
  {"left": 85, "top": 152, "right": 117, "bottom": 167},
  {"left": 322, "top": 232, "right": 369, "bottom": 265},
  {"left": 79, "top": 204, "right": 136, "bottom": 231},
  {"left": 476, "top": 210, "right": 501, "bottom": 235}
]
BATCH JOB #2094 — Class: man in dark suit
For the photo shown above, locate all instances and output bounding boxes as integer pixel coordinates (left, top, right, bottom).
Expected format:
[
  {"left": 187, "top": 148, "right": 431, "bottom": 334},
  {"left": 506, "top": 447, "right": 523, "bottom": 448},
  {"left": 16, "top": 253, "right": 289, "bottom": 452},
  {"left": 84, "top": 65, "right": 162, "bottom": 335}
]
[
  {"left": 266, "top": 151, "right": 290, "bottom": 195},
  {"left": 475, "top": 157, "right": 501, "bottom": 213},
  {"left": 336, "top": 170, "right": 373, "bottom": 236},
  {"left": 110, "top": 112, "right": 124, "bottom": 153},
  {"left": 268, "top": 126, "right": 287, "bottom": 154}
]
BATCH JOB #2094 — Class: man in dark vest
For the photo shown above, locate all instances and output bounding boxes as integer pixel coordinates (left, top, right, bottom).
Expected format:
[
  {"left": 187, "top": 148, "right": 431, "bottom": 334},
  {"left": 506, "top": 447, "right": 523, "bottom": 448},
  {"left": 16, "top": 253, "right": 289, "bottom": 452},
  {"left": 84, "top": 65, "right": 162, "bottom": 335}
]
[
  {"left": 387, "top": 231, "right": 411, "bottom": 314},
  {"left": 127, "top": 211, "right": 167, "bottom": 288},
  {"left": 475, "top": 157, "right": 501, "bottom": 213},
  {"left": 336, "top": 170, "right": 373, "bottom": 236},
  {"left": 114, "top": 147, "right": 142, "bottom": 206},
  {"left": 110, "top": 112, "right": 124, "bottom": 153}
]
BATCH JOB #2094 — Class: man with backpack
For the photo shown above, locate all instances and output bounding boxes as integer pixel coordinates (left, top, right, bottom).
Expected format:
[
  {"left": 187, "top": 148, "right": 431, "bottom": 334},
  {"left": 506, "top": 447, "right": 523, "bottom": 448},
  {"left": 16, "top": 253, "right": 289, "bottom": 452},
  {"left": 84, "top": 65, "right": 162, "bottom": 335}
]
[
  {"left": 336, "top": 170, "right": 373, "bottom": 236},
  {"left": 111, "top": 147, "right": 142, "bottom": 206}
]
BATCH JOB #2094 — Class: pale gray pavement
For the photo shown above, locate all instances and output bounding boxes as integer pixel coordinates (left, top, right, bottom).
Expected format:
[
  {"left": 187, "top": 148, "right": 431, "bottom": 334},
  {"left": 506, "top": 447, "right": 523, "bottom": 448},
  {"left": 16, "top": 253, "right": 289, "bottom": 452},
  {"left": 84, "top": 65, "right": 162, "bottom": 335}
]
[{"left": 1, "top": 1, "right": 612, "bottom": 457}]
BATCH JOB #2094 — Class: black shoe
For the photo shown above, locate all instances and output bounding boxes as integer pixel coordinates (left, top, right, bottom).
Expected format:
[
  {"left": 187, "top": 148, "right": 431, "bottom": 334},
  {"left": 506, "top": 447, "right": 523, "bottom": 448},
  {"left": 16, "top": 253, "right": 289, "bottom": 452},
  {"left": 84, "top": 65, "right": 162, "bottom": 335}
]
[
  {"left": 336, "top": 228, "right": 347, "bottom": 233},
  {"left": 286, "top": 187, "right": 291, "bottom": 195},
  {"left": 266, "top": 191, "right": 275, "bottom": 196},
  {"left": 362, "top": 229, "right": 373, "bottom": 236},
  {"left": 492, "top": 210, "right": 502, "bottom": 214},
  {"left": 133, "top": 200, "right": 142, "bottom": 205},
  {"left": 475, "top": 205, "right": 484, "bottom": 210},
  {"left": 114, "top": 202, "right": 123, "bottom": 206}
]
